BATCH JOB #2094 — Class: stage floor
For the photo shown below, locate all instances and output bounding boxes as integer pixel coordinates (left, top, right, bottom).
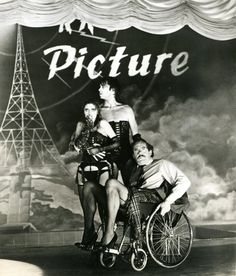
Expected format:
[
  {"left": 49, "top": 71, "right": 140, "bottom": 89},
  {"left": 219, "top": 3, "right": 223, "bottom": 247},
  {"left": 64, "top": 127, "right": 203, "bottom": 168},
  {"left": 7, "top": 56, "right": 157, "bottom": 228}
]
[{"left": 0, "top": 239, "right": 235, "bottom": 276}]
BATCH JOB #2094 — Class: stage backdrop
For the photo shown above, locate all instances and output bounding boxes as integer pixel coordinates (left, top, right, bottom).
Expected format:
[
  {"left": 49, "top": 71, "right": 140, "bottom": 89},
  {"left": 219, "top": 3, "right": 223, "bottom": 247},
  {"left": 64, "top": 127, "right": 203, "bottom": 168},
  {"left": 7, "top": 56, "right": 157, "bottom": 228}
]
[{"left": 0, "top": 19, "right": 235, "bottom": 234}]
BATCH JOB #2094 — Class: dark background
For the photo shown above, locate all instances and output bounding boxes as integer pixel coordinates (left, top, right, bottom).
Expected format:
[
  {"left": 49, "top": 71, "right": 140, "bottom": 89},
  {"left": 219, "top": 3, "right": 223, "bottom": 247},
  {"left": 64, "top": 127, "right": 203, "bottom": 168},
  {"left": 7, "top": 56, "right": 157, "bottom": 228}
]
[
  {"left": 0, "top": 21, "right": 235, "bottom": 153},
  {"left": 0, "top": 20, "right": 235, "bottom": 222}
]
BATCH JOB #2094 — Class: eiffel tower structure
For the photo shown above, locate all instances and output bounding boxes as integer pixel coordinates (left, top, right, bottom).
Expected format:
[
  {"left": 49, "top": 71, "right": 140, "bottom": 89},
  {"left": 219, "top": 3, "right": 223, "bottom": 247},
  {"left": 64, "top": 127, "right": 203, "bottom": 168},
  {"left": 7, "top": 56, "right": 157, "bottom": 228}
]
[
  {"left": 0, "top": 25, "right": 70, "bottom": 231},
  {"left": 0, "top": 25, "right": 66, "bottom": 173}
]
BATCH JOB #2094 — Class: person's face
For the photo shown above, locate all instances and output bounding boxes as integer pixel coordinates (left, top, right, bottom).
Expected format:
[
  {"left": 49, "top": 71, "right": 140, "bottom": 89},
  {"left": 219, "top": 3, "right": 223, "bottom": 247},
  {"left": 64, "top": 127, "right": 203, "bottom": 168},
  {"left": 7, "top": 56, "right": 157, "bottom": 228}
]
[
  {"left": 98, "top": 82, "right": 114, "bottom": 100},
  {"left": 133, "top": 141, "right": 153, "bottom": 166},
  {"left": 84, "top": 103, "right": 98, "bottom": 123}
]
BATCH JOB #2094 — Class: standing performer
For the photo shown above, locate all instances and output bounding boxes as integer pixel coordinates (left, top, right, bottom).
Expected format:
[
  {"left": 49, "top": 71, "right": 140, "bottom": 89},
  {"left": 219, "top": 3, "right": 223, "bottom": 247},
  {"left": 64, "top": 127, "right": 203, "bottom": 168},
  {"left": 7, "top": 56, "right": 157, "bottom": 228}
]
[
  {"left": 99, "top": 77, "right": 141, "bottom": 183},
  {"left": 72, "top": 101, "right": 119, "bottom": 249}
]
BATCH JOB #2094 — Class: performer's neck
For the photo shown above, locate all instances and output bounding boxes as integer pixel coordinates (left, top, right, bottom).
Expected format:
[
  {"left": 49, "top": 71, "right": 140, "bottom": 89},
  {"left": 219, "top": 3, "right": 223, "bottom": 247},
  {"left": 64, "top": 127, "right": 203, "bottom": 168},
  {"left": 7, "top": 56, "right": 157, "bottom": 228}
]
[{"left": 103, "top": 97, "right": 119, "bottom": 108}]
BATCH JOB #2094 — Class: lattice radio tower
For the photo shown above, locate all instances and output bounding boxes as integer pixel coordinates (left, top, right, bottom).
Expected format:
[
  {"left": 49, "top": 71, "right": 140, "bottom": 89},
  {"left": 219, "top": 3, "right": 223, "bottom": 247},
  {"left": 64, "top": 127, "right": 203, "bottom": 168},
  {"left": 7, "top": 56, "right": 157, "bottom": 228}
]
[{"left": 0, "top": 25, "right": 65, "bottom": 172}]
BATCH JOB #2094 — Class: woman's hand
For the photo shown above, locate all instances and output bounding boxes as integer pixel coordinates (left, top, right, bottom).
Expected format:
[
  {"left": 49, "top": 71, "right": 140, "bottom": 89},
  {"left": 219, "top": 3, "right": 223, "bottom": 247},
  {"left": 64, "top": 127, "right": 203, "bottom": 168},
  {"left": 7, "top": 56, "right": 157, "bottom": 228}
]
[
  {"left": 88, "top": 147, "right": 100, "bottom": 155},
  {"left": 87, "top": 147, "right": 106, "bottom": 161}
]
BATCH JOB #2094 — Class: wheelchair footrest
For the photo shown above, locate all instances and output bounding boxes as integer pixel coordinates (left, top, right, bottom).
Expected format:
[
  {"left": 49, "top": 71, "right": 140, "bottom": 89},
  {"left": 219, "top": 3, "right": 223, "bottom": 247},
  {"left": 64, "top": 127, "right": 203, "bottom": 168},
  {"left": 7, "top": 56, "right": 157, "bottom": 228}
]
[{"left": 105, "top": 248, "right": 119, "bottom": 255}]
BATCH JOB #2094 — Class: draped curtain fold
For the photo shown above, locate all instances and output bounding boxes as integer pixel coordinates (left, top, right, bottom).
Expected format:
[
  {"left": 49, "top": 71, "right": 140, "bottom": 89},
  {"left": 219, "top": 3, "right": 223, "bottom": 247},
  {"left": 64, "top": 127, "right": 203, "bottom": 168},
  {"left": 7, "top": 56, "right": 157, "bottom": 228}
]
[{"left": 0, "top": 0, "right": 236, "bottom": 40}]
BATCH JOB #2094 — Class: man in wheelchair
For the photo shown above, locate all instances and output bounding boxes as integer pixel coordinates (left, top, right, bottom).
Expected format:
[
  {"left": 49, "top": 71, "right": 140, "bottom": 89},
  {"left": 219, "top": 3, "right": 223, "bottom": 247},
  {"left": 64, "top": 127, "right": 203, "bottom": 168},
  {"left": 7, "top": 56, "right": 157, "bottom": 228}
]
[{"left": 102, "top": 138, "right": 191, "bottom": 248}]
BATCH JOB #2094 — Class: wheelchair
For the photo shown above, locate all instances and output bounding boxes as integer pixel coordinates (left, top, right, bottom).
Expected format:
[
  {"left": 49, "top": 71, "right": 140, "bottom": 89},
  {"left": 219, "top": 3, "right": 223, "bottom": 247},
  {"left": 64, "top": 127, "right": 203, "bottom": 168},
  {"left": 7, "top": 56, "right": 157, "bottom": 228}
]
[{"left": 94, "top": 204, "right": 193, "bottom": 271}]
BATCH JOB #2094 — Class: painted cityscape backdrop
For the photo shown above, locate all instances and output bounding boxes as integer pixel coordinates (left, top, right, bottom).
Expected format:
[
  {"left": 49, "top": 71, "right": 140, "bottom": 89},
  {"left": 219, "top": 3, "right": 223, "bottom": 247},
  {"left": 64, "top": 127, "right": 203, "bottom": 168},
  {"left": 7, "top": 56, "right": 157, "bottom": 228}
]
[{"left": 0, "top": 22, "right": 235, "bottom": 232}]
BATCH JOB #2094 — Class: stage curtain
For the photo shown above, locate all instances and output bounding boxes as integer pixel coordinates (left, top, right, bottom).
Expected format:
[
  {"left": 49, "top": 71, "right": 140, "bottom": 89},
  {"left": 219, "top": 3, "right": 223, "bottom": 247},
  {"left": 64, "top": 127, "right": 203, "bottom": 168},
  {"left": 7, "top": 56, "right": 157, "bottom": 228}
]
[{"left": 0, "top": 0, "right": 235, "bottom": 40}]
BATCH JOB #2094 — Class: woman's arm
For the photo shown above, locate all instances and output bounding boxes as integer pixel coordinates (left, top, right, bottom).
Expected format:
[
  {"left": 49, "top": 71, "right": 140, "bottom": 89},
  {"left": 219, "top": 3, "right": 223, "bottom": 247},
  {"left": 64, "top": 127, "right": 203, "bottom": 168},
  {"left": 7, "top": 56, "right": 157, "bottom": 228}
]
[
  {"left": 88, "top": 120, "right": 120, "bottom": 155},
  {"left": 75, "top": 121, "right": 84, "bottom": 138},
  {"left": 68, "top": 122, "right": 84, "bottom": 151},
  {"left": 74, "top": 121, "right": 87, "bottom": 152}
]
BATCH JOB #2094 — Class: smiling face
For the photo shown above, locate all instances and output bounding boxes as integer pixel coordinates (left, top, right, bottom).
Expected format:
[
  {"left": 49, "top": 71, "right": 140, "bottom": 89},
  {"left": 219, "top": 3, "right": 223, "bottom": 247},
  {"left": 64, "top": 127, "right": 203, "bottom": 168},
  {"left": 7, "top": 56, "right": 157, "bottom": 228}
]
[
  {"left": 83, "top": 103, "right": 99, "bottom": 123},
  {"left": 98, "top": 81, "right": 115, "bottom": 100},
  {"left": 133, "top": 141, "right": 153, "bottom": 166}
]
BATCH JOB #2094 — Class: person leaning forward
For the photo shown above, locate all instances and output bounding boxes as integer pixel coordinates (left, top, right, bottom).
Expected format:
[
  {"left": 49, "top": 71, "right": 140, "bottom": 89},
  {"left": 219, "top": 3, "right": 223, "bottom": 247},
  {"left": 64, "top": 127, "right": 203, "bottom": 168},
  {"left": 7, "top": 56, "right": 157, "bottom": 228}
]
[{"left": 101, "top": 139, "right": 191, "bottom": 247}]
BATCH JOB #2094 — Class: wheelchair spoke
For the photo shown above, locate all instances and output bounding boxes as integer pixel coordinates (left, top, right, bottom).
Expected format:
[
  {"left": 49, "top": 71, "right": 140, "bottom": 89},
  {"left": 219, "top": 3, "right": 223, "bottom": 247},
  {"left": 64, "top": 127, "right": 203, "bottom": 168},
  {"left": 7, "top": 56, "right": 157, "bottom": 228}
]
[
  {"left": 153, "top": 240, "right": 166, "bottom": 256},
  {"left": 152, "top": 225, "right": 166, "bottom": 236},
  {"left": 146, "top": 210, "right": 193, "bottom": 268},
  {"left": 172, "top": 220, "right": 188, "bottom": 231}
]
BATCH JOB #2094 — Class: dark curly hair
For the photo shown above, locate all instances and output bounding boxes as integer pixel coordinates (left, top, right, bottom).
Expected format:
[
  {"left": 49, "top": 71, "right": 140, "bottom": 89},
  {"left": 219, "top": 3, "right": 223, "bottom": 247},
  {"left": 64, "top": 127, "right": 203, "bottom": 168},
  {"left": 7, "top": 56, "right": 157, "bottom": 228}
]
[
  {"left": 100, "top": 77, "right": 120, "bottom": 94},
  {"left": 82, "top": 100, "right": 101, "bottom": 127}
]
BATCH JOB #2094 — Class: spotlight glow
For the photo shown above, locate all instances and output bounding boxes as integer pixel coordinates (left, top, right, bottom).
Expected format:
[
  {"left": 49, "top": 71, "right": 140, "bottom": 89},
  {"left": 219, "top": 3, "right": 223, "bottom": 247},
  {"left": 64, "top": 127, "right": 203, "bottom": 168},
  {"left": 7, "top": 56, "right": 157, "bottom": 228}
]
[{"left": 0, "top": 259, "right": 43, "bottom": 276}]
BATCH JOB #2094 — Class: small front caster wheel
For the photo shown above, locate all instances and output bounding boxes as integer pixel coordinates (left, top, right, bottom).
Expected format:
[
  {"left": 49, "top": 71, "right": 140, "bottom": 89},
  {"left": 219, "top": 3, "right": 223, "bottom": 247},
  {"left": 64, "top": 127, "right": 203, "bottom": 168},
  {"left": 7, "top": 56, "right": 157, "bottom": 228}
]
[
  {"left": 131, "top": 248, "right": 147, "bottom": 271},
  {"left": 99, "top": 251, "right": 116, "bottom": 268}
]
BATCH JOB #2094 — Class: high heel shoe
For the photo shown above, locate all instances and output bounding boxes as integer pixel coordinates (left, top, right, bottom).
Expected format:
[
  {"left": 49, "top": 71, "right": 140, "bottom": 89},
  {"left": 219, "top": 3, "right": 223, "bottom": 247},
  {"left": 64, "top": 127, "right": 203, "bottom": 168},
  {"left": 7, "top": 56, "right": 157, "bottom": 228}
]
[
  {"left": 102, "top": 232, "right": 117, "bottom": 250},
  {"left": 75, "top": 232, "right": 98, "bottom": 250}
]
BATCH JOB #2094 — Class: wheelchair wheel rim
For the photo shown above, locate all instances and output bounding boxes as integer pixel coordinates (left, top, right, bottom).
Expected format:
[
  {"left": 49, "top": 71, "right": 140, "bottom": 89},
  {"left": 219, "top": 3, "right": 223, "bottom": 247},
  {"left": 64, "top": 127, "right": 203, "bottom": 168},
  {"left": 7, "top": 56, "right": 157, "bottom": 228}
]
[{"left": 146, "top": 210, "right": 193, "bottom": 268}]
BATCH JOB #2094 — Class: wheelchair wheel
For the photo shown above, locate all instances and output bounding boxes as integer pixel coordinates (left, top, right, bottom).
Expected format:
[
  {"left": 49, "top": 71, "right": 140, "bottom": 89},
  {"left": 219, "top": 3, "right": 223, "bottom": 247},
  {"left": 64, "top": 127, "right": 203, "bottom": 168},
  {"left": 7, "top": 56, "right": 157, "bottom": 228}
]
[
  {"left": 99, "top": 251, "right": 116, "bottom": 268},
  {"left": 146, "top": 209, "right": 193, "bottom": 268},
  {"left": 131, "top": 248, "right": 148, "bottom": 271}
]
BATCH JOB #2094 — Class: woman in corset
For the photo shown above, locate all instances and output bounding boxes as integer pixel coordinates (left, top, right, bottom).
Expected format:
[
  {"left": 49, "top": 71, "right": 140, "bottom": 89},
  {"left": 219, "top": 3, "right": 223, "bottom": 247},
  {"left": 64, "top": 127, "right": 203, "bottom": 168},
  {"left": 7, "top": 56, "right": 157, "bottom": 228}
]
[
  {"left": 76, "top": 79, "right": 141, "bottom": 249},
  {"left": 99, "top": 77, "right": 141, "bottom": 183},
  {"left": 72, "top": 101, "right": 119, "bottom": 249}
]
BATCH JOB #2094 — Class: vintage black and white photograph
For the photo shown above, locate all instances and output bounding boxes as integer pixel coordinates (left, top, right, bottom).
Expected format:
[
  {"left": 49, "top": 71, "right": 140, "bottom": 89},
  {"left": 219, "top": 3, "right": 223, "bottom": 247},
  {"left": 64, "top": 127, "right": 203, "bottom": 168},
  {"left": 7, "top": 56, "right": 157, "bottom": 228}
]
[{"left": 0, "top": 1, "right": 235, "bottom": 275}]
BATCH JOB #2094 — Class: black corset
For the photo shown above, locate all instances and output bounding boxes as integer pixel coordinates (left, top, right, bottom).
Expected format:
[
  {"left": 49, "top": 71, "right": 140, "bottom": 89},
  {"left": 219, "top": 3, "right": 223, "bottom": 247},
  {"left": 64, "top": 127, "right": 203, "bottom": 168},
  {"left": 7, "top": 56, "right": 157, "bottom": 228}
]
[
  {"left": 108, "top": 121, "right": 132, "bottom": 167},
  {"left": 87, "top": 131, "right": 109, "bottom": 146},
  {"left": 109, "top": 121, "right": 130, "bottom": 146}
]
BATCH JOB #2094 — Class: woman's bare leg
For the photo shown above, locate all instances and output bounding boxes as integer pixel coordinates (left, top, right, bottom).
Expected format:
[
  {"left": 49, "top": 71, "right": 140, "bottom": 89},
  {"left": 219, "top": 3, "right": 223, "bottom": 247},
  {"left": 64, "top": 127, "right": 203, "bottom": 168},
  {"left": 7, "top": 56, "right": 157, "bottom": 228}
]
[{"left": 102, "top": 179, "right": 128, "bottom": 245}]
